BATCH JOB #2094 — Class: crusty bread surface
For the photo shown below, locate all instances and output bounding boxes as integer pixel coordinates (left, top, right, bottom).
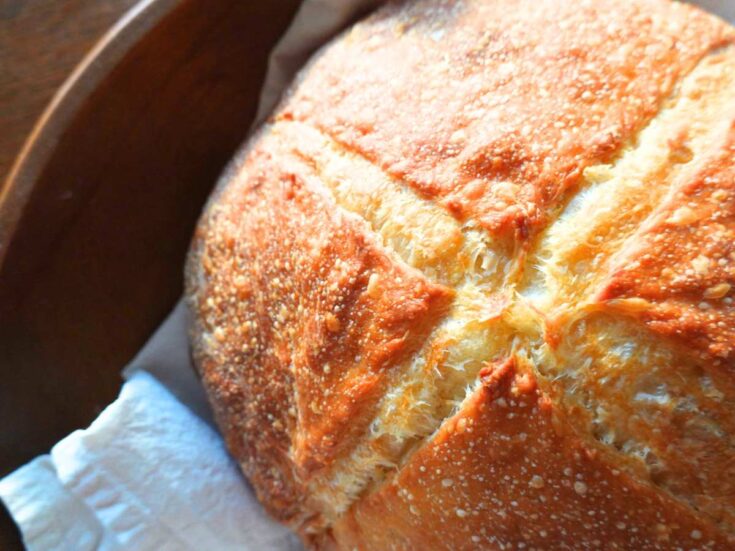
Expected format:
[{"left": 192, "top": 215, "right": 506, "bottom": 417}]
[{"left": 185, "top": 1, "right": 735, "bottom": 548}]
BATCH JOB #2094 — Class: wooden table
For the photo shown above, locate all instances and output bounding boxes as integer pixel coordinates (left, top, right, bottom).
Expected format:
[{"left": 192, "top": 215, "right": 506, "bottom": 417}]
[{"left": 1, "top": 1, "right": 137, "bottom": 546}]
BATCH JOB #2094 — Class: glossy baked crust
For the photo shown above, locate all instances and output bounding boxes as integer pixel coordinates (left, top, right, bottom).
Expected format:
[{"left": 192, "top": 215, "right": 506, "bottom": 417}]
[{"left": 186, "top": 0, "right": 735, "bottom": 548}]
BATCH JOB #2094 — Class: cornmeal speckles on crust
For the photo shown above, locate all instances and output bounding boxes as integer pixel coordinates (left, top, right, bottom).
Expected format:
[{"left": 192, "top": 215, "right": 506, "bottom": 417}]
[
  {"left": 188, "top": 128, "right": 452, "bottom": 529},
  {"left": 185, "top": 0, "right": 735, "bottom": 548},
  {"left": 547, "top": 312, "right": 735, "bottom": 534},
  {"left": 522, "top": 46, "right": 735, "bottom": 314},
  {"left": 279, "top": 0, "right": 732, "bottom": 245},
  {"left": 329, "top": 359, "right": 731, "bottom": 550},
  {"left": 598, "top": 118, "right": 735, "bottom": 367}
]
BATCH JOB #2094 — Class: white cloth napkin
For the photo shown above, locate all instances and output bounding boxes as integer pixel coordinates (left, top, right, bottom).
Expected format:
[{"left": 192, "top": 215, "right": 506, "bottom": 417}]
[
  {"left": 0, "top": 372, "right": 301, "bottom": 551},
  {"left": 1, "top": 1, "right": 732, "bottom": 550}
]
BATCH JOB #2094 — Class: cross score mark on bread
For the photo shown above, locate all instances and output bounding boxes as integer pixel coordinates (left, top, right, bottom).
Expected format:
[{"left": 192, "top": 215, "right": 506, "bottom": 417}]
[{"left": 186, "top": 0, "right": 735, "bottom": 548}]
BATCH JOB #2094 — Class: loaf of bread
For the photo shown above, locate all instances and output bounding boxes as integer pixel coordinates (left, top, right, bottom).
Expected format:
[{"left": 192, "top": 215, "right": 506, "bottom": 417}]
[{"left": 185, "top": 0, "right": 735, "bottom": 548}]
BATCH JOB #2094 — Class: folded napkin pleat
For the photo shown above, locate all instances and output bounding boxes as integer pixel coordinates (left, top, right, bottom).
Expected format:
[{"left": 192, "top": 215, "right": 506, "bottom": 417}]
[
  {"left": 0, "top": 457, "right": 108, "bottom": 551},
  {"left": 0, "top": 373, "right": 301, "bottom": 551}
]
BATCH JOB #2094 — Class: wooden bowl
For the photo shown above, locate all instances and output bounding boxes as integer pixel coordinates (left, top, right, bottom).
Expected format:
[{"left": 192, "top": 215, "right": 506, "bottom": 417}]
[{"left": 0, "top": 0, "right": 299, "bottom": 484}]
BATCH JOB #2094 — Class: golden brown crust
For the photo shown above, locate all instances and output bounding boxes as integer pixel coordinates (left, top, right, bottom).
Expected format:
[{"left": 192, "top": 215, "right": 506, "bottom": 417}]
[
  {"left": 187, "top": 128, "right": 452, "bottom": 527},
  {"left": 185, "top": 0, "right": 735, "bottom": 548},
  {"left": 279, "top": 0, "right": 732, "bottom": 243},
  {"left": 598, "top": 117, "right": 735, "bottom": 367},
  {"left": 329, "top": 358, "right": 733, "bottom": 550}
]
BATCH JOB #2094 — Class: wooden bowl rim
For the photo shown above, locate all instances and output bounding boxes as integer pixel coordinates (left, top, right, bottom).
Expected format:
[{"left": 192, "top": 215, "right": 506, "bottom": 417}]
[{"left": 0, "top": 0, "right": 185, "bottom": 270}]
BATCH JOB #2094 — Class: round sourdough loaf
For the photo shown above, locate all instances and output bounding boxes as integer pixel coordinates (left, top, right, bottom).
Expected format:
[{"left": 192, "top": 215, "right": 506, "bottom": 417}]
[{"left": 186, "top": 0, "right": 735, "bottom": 548}]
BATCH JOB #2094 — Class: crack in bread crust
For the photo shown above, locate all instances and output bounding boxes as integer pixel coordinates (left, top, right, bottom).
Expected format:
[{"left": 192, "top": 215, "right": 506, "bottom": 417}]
[
  {"left": 260, "top": 46, "right": 735, "bottom": 533},
  {"left": 186, "top": 0, "right": 735, "bottom": 547},
  {"left": 260, "top": 120, "right": 516, "bottom": 521}
]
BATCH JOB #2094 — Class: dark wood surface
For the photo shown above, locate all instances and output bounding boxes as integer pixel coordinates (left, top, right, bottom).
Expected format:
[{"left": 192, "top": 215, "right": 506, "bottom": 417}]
[
  {"left": 0, "top": 0, "right": 300, "bottom": 547},
  {"left": 0, "top": 0, "right": 139, "bottom": 185},
  {"left": 1, "top": 2, "right": 136, "bottom": 547}
]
